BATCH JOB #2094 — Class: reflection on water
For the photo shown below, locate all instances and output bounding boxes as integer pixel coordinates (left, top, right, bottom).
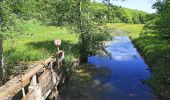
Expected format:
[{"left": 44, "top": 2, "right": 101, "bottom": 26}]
[{"left": 59, "top": 36, "right": 154, "bottom": 100}]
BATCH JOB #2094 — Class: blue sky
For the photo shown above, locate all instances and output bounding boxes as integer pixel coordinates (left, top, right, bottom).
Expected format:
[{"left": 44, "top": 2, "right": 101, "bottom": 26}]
[{"left": 95, "top": 0, "right": 156, "bottom": 13}]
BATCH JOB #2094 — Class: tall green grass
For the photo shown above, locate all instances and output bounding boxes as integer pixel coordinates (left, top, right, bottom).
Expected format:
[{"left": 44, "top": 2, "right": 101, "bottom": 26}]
[
  {"left": 4, "top": 20, "right": 79, "bottom": 76},
  {"left": 106, "top": 23, "right": 144, "bottom": 39}
]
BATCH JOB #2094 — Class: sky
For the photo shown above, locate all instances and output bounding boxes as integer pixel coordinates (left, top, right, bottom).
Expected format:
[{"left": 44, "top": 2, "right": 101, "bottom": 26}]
[{"left": 95, "top": 0, "right": 156, "bottom": 13}]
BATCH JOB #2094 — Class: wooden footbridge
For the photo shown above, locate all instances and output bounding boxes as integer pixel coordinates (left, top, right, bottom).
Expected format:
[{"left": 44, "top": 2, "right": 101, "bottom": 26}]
[{"left": 0, "top": 39, "right": 79, "bottom": 100}]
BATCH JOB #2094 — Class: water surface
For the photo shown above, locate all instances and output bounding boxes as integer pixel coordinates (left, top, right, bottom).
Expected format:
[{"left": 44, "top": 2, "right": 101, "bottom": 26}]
[
  {"left": 88, "top": 36, "right": 154, "bottom": 100},
  {"left": 59, "top": 36, "right": 154, "bottom": 100}
]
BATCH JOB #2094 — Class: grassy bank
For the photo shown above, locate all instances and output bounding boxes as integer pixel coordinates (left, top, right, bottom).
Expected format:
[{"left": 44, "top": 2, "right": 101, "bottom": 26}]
[
  {"left": 107, "top": 23, "right": 170, "bottom": 99},
  {"left": 4, "top": 22, "right": 79, "bottom": 77},
  {"left": 106, "top": 23, "right": 144, "bottom": 39}
]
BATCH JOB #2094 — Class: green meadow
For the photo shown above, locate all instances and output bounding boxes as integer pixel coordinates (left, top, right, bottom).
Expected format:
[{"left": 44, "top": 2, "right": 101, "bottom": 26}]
[
  {"left": 106, "top": 23, "right": 144, "bottom": 39},
  {"left": 4, "top": 23, "right": 79, "bottom": 72}
]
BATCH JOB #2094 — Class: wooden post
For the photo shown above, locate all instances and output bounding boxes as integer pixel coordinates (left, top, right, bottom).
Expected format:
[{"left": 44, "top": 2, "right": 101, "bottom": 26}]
[
  {"left": 50, "top": 39, "right": 62, "bottom": 99},
  {"left": 57, "top": 46, "right": 60, "bottom": 70},
  {"left": 54, "top": 39, "right": 61, "bottom": 69}
]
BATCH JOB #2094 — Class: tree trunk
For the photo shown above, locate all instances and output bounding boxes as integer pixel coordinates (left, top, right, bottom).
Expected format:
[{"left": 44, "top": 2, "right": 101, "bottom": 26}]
[
  {"left": 87, "top": 0, "right": 90, "bottom": 20},
  {"left": 0, "top": 0, "right": 6, "bottom": 84},
  {"left": 0, "top": 38, "right": 6, "bottom": 84},
  {"left": 78, "top": 0, "right": 86, "bottom": 61},
  {"left": 78, "top": 0, "right": 82, "bottom": 31}
]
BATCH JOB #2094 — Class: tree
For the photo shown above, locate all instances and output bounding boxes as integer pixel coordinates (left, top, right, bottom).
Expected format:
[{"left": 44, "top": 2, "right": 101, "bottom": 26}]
[
  {"left": 0, "top": 0, "right": 11, "bottom": 83},
  {"left": 153, "top": 0, "right": 170, "bottom": 37},
  {"left": 0, "top": 0, "right": 19, "bottom": 84}
]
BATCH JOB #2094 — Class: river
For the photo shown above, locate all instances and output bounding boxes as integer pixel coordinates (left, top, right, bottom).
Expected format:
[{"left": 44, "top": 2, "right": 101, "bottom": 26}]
[{"left": 59, "top": 36, "right": 154, "bottom": 100}]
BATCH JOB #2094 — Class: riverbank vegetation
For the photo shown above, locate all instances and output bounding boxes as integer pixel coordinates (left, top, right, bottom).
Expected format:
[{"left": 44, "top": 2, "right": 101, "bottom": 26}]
[
  {"left": 144, "top": 1, "right": 170, "bottom": 99},
  {"left": 108, "top": 18, "right": 170, "bottom": 99}
]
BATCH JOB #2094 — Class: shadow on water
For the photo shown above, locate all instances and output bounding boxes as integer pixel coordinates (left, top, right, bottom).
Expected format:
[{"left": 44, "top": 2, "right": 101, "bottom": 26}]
[
  {"left": 58, "top": 64, "right": 114, "bottom": 100},
  {"left": 59, "top": 36, "right": 155, "bottom": 100}
]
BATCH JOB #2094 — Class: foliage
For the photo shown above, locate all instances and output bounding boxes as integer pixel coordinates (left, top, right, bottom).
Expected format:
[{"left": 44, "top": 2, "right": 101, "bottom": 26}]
[
  {"left": 78, "top": 19, "right": 111, "bottom": 61},
  {"left": 58, "top": 0, "right": 112, "bottom": 61},
  {"left": 152, "top": 0, "right": 170, "bottom": 37},
  {"left": 90, "top": 2, "right": 149, "bottom": 24},
  {"left": 0, "top": 0, "right": 18, "bottom": 84},
  {"left": 0, "top": 0, "right": 18, "bottom": 38}
]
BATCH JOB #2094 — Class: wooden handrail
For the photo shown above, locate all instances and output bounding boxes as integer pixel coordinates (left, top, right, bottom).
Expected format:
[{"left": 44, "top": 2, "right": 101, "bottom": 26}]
[
  {"left": 21, "top": 57, "right": 53, "bottom": 82},
  {"left": 0, "top": 57, "right": 53, "bottom": 100},
  {"left": 0, "top": 39, "right": 78, "bottom": 100},
  {"left": 0, "top": 52, "right": 79, "bottom": 99}
]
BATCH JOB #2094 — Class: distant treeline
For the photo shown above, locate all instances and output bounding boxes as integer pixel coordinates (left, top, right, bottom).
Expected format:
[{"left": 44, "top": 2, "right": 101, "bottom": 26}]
[
  {"left": 0, "top": 1, "right": 149, "bottom": 27},
  {"left": 90, "top": 2, "right": 149, "bottom": 24}
]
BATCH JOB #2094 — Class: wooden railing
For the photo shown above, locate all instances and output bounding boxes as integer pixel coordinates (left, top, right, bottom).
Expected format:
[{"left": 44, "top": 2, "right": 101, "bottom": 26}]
[{"left": 0, "top": 39, "right": 79, "bottom": 100}]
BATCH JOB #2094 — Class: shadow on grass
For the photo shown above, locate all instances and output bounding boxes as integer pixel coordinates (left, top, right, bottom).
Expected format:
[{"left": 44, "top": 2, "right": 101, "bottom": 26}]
[
  {"left": 2, "top": 40, "right": 79, "bottom": 85},
  {"left": 5, "top": 40, "right": 80, "bottom": 64},
  {"left": 26, "top": 40, "right": 79, "bottom": 57}
]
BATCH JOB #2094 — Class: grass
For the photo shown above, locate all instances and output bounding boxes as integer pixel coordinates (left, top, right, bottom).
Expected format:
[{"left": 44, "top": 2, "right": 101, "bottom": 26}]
[
  {"left": 106, "top": 23, "right": 144, "bottom": 39},
  {"left": 5, "top": 26, "right": 78, "bottom": 61},
  {"left": 4, "top": 22, "right": 79, "bottom": 77},
  {"left": 107, "top": 23, "right": 170, "bottom": 99}
]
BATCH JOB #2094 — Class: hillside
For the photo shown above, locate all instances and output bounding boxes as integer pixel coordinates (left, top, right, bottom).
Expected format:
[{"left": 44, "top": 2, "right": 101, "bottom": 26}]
[{"left": 91, "top": 2, "right": 149, "bottom": 24}]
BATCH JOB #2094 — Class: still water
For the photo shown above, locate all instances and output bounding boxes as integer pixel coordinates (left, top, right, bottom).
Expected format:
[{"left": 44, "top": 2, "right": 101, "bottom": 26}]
[{"left": 59, "top": 36, "right": 154, "bottom": 100}]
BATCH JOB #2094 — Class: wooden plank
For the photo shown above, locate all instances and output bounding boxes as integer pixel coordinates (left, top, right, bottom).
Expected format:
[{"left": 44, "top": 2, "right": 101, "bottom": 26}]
[
  {"left": 23, "top": 59, "right": 55, "bottom": 100},
  {"left": 24, "top": 70, "right": 54, "bottom": 100},
  {"left": 38, "top": 69, "right": 53, "bottom": 96}
]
